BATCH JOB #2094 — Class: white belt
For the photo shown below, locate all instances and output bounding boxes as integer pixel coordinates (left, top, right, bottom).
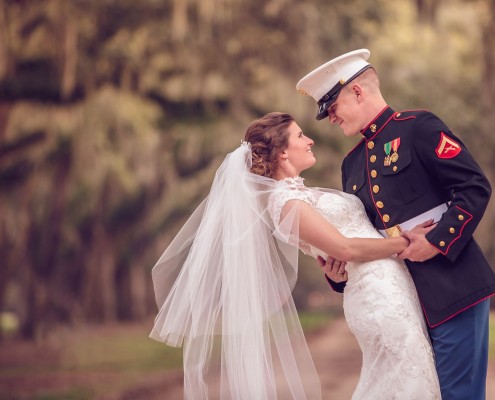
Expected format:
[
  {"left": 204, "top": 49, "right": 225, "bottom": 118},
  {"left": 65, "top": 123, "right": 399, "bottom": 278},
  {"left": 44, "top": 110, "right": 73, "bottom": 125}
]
[{"left": 378, "top": 203, "right": 448, "bottom": 238}]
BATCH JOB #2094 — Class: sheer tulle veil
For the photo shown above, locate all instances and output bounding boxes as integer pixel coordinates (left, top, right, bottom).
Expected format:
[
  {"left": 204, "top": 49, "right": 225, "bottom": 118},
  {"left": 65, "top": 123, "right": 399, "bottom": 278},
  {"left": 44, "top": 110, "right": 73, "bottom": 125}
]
[{"left": 149, "top": 142, "right": 322, "bottom": 399}]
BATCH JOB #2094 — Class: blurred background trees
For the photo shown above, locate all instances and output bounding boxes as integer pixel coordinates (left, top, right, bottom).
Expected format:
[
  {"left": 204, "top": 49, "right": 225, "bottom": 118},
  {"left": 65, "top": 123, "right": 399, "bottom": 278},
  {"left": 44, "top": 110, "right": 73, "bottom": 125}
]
[{"left": 0, "top": 0, "right": 494, "bottom": 340}]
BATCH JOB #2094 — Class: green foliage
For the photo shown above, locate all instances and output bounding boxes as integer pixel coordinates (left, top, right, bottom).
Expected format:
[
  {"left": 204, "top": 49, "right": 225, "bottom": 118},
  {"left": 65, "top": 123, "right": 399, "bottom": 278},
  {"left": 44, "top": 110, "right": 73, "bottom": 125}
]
[
  {"left": 299, "top": 310, "right": 334, "bottom": 332},
  {"left": 33, "top": 389, "right": 94, "bottom": 400},
  {"left": 62, "top": 329, "right": 182, "bottom": 373}
]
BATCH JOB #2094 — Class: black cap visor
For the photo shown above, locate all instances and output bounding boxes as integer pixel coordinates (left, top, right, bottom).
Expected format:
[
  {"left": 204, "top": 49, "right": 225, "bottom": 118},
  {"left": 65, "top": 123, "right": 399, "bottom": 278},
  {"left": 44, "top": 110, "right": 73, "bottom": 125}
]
[
  {"left": 316, "top": 91, "right": 339, "bottom": 120},
  {"left": 315, "top": 64, "right": 373, "bottom": 121}
]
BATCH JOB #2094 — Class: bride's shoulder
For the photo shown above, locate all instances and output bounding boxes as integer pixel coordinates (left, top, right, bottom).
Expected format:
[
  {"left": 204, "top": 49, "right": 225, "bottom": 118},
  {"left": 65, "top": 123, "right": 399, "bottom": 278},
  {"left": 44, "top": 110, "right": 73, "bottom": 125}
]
[{"left": 267, "top": 177, "right": 319, "bottom": 220}]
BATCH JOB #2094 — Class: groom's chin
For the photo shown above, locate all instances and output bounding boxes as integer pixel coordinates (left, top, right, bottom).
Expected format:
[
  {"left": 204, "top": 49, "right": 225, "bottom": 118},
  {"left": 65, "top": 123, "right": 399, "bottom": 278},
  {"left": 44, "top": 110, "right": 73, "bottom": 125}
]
[{"left": 342, "top": 129, "right": 361, "bottom": 137}]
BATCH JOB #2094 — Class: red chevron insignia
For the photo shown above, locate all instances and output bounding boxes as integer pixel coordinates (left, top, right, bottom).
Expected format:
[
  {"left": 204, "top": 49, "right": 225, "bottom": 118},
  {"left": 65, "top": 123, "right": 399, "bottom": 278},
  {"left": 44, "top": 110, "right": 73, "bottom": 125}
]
[{"left": 435, "top": 132, "right": 461, "bottom": 159}]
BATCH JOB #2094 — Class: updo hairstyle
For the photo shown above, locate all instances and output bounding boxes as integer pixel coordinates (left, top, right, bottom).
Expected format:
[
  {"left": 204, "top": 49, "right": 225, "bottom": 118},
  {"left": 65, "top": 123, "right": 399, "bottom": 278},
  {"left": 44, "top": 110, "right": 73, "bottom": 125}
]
[{"left": 244, "top": 112, "right": 294, "bottom": 178}]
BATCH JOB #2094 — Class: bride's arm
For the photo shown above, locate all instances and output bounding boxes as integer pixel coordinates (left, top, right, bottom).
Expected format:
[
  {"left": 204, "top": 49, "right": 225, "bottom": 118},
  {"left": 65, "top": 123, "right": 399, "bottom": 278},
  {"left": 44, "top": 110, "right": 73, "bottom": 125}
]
[{"left": 286, "top": 200, "right": 408, "bottom": 262}]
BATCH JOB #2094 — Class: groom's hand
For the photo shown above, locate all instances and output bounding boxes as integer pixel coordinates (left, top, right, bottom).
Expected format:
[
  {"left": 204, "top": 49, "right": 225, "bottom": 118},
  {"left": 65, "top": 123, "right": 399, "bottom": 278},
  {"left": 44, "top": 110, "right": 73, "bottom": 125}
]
[
  {"left": 398, "top": 224, "right": 440, "bottom": 262},
  {"left": 317, "top": 256, "right": 348, "bottom": 282}
]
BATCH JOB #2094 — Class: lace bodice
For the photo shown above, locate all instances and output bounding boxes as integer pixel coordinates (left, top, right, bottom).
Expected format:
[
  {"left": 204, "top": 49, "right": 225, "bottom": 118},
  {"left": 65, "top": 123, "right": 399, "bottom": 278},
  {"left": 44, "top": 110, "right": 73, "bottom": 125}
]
[
  {"left": 269, "top": 177, "right": 441, "bottom": 399},
  {"left": 268, "top": 177, "right": 382, "bottom": 259}
]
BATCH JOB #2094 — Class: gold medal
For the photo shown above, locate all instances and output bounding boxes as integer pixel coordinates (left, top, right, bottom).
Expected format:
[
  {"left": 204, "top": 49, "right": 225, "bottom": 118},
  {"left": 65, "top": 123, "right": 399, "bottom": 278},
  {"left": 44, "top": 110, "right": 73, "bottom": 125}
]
[
  {"left": 390, "top": 138, "right": 400, "bottom": 163},
  {"left": 384, "top": 155, "right": 391, "bottom": 166}
]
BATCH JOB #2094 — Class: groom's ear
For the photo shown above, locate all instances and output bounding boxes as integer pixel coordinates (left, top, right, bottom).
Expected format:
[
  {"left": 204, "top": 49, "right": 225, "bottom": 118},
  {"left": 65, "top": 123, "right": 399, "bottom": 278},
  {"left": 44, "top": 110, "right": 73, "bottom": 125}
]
[{"left": 351, "top": 84, "right": 363, "bottom": 102}]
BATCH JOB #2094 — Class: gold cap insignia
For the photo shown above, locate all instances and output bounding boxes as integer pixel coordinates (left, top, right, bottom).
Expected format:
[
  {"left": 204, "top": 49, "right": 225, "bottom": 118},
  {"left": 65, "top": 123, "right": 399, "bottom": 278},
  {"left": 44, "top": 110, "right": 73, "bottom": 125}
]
[
  {"left": 339, "top": 78, "right": 346, "bottom": 85},
  {"left": 297, "top": 88, "right": 308, "bottom": 96}
]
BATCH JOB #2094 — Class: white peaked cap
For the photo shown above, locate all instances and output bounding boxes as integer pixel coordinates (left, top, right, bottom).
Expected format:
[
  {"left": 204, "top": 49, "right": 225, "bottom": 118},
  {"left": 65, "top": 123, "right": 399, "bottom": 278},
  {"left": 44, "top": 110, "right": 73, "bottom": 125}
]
[{"left": 296, "top": 49, "right": 371, "bottom": 120}]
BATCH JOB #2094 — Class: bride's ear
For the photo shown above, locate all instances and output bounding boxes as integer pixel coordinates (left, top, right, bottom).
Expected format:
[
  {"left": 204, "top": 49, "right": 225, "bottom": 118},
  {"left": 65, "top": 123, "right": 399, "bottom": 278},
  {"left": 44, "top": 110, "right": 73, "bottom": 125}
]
[{"left": 278, "top": 150, "right": 289, "bottom": 163}]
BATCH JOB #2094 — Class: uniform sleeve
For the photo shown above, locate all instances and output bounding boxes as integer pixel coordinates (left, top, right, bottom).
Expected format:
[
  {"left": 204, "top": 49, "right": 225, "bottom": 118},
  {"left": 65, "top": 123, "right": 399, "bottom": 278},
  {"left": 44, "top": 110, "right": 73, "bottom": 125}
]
[
  {"left": 341, "top": 161, "right": 347, "bottom": 193},
  {"left": 325, "top": 274, "right": 346, "bottom": 293},
  {"left": 412, "top": 112, "right": 492, "bottom": 262}
]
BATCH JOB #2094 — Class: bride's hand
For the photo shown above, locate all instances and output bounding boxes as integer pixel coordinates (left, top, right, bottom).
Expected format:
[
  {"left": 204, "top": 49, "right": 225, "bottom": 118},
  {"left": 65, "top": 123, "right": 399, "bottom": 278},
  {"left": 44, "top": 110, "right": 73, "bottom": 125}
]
[
  {"left": 317, "top": 256, "right": 348, "bottom": 282},
  {"left": 407, "top": 219, "right": 437, "bottom": 235}
]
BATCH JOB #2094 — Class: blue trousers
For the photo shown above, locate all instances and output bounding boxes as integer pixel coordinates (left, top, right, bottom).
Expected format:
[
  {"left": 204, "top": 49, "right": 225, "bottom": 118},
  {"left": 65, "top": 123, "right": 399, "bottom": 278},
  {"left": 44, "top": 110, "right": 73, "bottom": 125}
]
[{"left": 428, "top": 299, "right": 490, "bottom": 400}]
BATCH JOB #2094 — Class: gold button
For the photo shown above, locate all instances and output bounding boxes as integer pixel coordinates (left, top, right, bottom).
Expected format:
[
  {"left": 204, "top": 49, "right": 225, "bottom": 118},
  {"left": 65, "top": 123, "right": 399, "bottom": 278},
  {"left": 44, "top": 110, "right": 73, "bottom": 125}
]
[
  {"left": 458, "top": 215, "right": 464, "bottom": 221},
  {"left": 382, "top": 214, "right": 390, "bottom": 223},
  {"left": 370, "top": 124, "right": 377, "bottom": 133},
  {"left": 370, "top": 155, "right": 377, "bottom": 163},
  {"left": 439, "top": 241, "right": 446, "bottom": 247},
  {"left": 449, "top": 228, "right": 455, "bottom": 234},
  {"left": 352, "top": 184, "right": 357, "bottom": 191},
  {"left": 372, "top": 185, "right": 380, "bottom": 193},
  {"left": 392, "top": 166, "right": 398, "bottom": 172},
  {"left": 376, "top": 201, "right": 384, "bottom": 209},
  {"left": 396, "top": 112, "right": 401, "bottom": 117},
  {"left": 367, "top": 141, "right": 375, "bottom": 149},
  {"left": 370, "top": 170, "right": 377, "bottom": 178}
]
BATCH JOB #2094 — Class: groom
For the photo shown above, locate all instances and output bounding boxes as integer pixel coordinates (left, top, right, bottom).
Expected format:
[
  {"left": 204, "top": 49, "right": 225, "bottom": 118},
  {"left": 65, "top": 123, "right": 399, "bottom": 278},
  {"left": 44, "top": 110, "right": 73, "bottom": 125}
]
[{"left": 296, "top": 49, "right": 495, "bottom": 399}]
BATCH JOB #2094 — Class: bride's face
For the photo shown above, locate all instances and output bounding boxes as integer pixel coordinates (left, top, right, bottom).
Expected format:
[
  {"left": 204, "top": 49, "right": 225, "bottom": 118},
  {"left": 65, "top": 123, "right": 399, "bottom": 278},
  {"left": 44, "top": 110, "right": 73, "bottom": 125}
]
[{"left": 283, "top": 122, "right": 316, "bottom": 175}]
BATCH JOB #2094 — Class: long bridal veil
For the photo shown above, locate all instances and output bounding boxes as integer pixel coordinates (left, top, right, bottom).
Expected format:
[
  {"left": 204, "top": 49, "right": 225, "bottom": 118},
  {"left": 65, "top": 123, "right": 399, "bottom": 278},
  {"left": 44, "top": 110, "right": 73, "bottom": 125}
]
[{"left": 149, "top": 142, "right": 321, "bottom": 399}]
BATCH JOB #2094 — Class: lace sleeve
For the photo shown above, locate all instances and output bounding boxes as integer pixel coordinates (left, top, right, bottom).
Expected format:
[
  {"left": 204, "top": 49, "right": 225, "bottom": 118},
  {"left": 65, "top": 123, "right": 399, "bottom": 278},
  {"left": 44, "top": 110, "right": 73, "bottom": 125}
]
[
  {"left": 268, "top": 186, "right": 317, "bottom": 227},
  {"left": 268, "top": 179, "right": 327, "bottom": 260}
]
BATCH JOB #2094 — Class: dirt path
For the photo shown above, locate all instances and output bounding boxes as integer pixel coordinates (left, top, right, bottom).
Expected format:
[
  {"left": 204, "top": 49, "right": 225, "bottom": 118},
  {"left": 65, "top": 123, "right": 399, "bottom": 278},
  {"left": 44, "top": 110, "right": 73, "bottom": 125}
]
[
  {"left": 121, "top": 314, "right": 495, "bottom": 400},
  {"left": 310, "top": 316, "right": 495, "bottom": 399},
  {"left": 306, "top": 316, "right": 361, "bottom": 398}
]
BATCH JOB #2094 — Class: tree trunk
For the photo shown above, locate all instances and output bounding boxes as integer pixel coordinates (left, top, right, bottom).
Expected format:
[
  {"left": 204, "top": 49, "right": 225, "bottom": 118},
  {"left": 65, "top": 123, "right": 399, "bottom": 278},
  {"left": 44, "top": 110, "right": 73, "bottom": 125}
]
[
  {"left": 0, "top": 0, "right": 9, "bottom": 81},
  {"left": 52, "top": 0, "right": 79, "bottom": 100},
  {"left": 172, "top": 0, "right": 189, "bottom": 41}
]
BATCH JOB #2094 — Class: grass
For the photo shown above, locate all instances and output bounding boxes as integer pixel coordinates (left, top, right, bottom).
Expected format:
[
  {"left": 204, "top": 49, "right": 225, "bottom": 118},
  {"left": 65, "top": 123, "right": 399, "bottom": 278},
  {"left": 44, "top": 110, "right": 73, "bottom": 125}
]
[
  {"left": 62, "top": 328, "right": 183, "bottom": 373},
  {"left": 32, "top": 388, "right": 94, "bottom": 400},
  {"left": 0, "top": 312, "right": 334, "bottom": 400},
  {"left": 299, "top": 310, "right": 334, "bottom": 332},
  {"left": 61, "top": 312, "right": 333, "bottom": 373}
]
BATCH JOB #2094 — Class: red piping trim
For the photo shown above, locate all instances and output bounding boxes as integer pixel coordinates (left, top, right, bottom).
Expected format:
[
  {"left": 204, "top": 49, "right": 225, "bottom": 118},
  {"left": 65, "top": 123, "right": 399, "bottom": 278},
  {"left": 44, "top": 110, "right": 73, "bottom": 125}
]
[
  {"left": 367, "top": 112, "right": 396, "bottom": 141},
  {"left": 361, "top": 106, "right": 389, "bottom": 134},
  {"left": 443, "top": 206, "right": 473, "bottom": 255},
  {"left": 394, "top": 108, "right": 429, "bottom": 116},
  {"left": 431, "top": 205, "right": 473, "bottom": 256},
  {"left": 393, "top": 115, "right": 416, "bottom": 121},
  {"left": 423, "top": 293, "right": 495, "bottom": 328}
]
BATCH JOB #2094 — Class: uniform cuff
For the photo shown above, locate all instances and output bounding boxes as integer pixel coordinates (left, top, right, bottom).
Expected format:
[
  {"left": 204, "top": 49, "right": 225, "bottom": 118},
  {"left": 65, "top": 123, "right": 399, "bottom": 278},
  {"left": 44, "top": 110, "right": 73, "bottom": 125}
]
[{"left": 325, "top": 274, "right": 346, "bottom": 293}]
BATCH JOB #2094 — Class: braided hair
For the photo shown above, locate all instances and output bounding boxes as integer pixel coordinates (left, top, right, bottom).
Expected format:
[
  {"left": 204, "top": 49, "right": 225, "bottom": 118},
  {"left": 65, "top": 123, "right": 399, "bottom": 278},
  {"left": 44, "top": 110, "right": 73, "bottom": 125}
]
[{"left": 244, "top": 112, "right": 294, "bottom": 178}]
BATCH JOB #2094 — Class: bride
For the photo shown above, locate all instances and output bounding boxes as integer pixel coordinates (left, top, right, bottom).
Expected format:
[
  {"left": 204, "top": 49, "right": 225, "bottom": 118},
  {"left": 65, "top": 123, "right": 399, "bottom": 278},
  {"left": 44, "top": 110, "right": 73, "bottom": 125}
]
[{"left": 149, "top": 112, "right": 441, "bottom": 399}]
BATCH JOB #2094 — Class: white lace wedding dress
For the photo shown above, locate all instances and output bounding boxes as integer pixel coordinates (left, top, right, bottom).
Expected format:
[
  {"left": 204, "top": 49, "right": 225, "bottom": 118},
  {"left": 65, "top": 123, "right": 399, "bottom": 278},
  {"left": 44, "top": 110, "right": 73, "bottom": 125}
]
[{"left": 269, "top": 177, "right": 441, "bottom": 400}]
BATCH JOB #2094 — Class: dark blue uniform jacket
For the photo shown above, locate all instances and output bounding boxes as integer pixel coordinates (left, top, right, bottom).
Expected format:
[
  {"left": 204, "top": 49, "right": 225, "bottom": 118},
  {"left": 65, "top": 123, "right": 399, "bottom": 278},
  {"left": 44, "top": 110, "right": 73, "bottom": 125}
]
[{"left": 328, "top": 106, "right": 495, "bottom": 327}]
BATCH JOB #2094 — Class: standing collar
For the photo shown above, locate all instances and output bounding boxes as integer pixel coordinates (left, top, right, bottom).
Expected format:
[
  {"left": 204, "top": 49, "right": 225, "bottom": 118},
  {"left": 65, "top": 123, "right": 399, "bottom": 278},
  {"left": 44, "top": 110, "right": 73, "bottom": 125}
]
[{"left": 361, "top": 106, "right": 396, "bottom": 140}]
